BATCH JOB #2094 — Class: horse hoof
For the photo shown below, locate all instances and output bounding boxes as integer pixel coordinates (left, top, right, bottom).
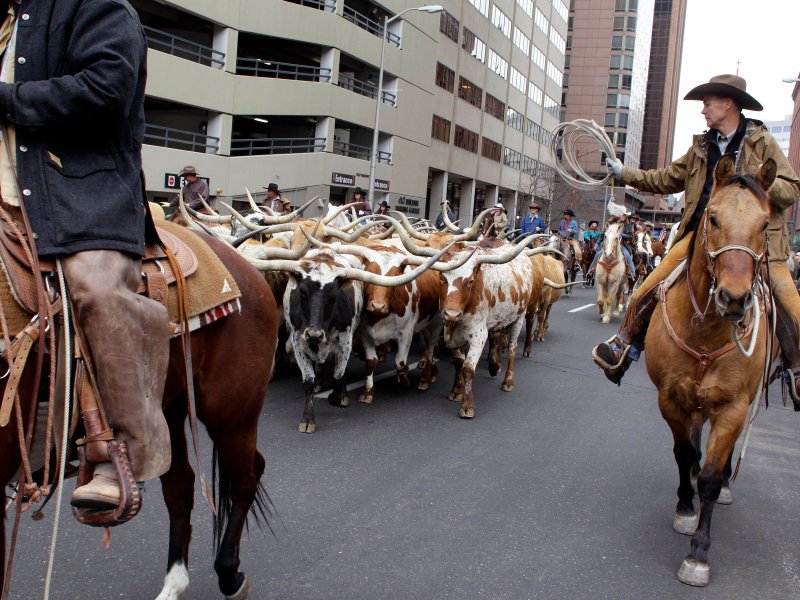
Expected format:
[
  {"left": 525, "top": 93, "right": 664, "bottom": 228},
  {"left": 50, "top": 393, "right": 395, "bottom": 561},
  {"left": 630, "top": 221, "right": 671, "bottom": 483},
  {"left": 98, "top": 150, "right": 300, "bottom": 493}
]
[
  {"left": 601, "top": 316, "right": 611, "bottom": 324},
  {"left": 677, "top": 559, "right": 710, "bottom": 587},
  {"left": 501, "top": 381, "right": 514, "bottom": 392},
  {"left": 358, "top": 392, "right": 374, "bottom": 404},
  {"left": 717, "top": 486, "right": 733, "bottom": 505},
  {"left": 522, "top": 350, "right": 531, "bottom": 357},
  {"left": 417, "top": 381, "right": 430, "bottom": 391},
  {"left": 298, "top": 420, "right": 317, "bottom": 434},
  {"left": 224, "top": 576, "right": 250, "bottom": 600},
  {"left": 398, "top": 373, "right": 410, "bottom": 386},
  {"left": 673, "top": 513, "right": 698, "bottom": 535},
  {"left": 448, "top": 392, "right": 463, "bottom": 403},
  {"left": 612, "top": 311, "right": 620, "bottom": 317},
  {"left": 458, "top": 406, "right": 475, "bottom": 419}
]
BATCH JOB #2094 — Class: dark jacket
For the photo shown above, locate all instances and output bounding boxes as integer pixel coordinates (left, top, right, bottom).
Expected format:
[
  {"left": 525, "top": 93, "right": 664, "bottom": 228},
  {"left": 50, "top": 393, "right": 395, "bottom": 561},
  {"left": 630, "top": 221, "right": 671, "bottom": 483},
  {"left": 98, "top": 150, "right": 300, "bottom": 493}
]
[{"left": 0, "top": 0, "right": 148, "bottom": 257}]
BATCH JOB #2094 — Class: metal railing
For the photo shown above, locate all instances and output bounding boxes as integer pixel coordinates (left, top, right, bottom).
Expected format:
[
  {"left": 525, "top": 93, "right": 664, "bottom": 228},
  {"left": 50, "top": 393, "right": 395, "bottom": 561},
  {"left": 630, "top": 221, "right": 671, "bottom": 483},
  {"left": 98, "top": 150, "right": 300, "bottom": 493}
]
[
  {"left": 231, "top": 137, "right": 327, "bottom": 155},
  {"left": 333, "top": 140, "right": 391, "bottom": 163},
  {"left": 143, "top": 26, "right": 225, "bottom": 69},
  {"left": 337, "top": 74, "right": 397, "bottom": 106},
  {"left": 281, "top": 0, "right": 336, "bottom": 11},
  {"left": 237, "top": 58, "right": 332, "bottom": 82},
  {"left": 144, "top": 124, "right": 220, "bottom": 153},
  {"left": 342, "top": 6, "right": 401, "bottom": 47}
]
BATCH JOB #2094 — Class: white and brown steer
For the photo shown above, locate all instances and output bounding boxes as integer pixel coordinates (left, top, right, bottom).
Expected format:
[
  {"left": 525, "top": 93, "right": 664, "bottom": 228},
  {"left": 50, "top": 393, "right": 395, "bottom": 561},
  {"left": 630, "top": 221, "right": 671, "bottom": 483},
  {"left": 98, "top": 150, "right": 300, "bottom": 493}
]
[{"left": 438, "top": 237, "right": 546, "bottom": 418}]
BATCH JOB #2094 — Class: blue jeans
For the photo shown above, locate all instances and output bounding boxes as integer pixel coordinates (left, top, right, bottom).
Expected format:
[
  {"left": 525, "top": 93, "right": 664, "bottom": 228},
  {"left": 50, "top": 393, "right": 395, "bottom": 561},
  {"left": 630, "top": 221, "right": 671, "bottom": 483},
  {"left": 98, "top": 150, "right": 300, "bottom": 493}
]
[{"left": 589, "top": 245, "right": 635, "bottom": 276}]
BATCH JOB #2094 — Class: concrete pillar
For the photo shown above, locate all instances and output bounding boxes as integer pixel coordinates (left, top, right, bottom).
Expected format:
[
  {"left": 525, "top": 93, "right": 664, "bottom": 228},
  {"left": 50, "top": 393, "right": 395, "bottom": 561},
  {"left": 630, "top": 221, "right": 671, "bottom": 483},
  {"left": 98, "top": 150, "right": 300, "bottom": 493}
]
[
  {"left": 316, "top": 117, "right": 334, "bottom": 153},
  {"left": 213, "top": 26, "right": 238, "bottom": 74},
  {"left": 460, "top": 179, "right": 476, "bottom": 224},
  {"left": 208, "top": 113, "right": 232, "bottom": 156},
  {"left": 509, "top": 189, "right": 520, "bottom": 232},
  {"left": 429, "top": 171, "right": 448, "bottom": 220},
  {"left": 321, "top": 47, "right": 338, "bottom": 83},
  {"left": 485, "top": 184, "right": 499, "bottom": 207}
]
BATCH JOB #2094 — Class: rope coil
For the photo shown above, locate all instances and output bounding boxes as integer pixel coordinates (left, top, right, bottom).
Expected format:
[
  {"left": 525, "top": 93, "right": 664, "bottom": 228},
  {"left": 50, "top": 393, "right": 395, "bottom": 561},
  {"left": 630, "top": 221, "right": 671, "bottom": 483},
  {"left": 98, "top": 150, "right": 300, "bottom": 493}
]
[{"left": 550, "top": 119, "right": 618, "bottom": 191}]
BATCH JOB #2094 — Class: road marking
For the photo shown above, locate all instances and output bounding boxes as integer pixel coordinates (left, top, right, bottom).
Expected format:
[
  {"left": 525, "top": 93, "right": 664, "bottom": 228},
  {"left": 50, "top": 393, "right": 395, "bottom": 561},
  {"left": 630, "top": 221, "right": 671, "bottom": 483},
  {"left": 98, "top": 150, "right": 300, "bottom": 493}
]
[
  {"left": 569, "top": 303, "right": 596, "bottom": 313},
  {"left": 313, "top": 361, "right": 420, "bottom": 399}
]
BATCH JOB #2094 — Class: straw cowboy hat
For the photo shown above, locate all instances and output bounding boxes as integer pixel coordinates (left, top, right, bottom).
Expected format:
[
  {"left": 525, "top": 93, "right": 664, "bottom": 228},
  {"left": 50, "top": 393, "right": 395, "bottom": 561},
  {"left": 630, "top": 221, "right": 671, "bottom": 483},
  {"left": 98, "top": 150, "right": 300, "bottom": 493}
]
[
  {"left": 179, "top": 165, "right": 197, "bottom": 176},
  {"left": 684, "top": 74, "right": 763, "bottom": 111}
]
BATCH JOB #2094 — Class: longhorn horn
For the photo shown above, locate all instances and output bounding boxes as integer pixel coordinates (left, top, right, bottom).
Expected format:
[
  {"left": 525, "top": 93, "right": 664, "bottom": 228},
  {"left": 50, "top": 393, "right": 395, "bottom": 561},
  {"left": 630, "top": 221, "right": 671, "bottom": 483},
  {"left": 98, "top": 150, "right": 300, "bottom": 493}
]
[
  {"left": 403, "top": 246, "right": 478, "bottom": 272},
  {"left": 186, "top": 204, "right": 232, "bottom": 224},
  {"left": 230, "top": 222, "right": 299, "bottom": 248},
  {"left": 248, "top": 193, "right": 318, "bottom": 224},
  {"left": 440, "top": 201, "right": 460, "bottom": 232},
  {"left": 369, "top": 225, "right": 396, "bottom": 239},
  {"left": 543, "top": 278, "right": 583, "bottom": 289},
  {"left": 388, "top": 210, "right": 429, "bottom": 241},
  {"left": 324, "top": 218, "right": 391, "bottom": 243},
  {"left": 218, "top": 200, "right": 271, "bottom": 231},
  {"left": 374, "top": 215, "right": 438, "bottom": 257},
  {"left": 475, "top": 234, "right": 539, "bottom": 266},
  {"left": 240, "top": 219, "right": 320, "bottom": 260},
  {"left": 340, "top": 243, "right": 457, "bottom": 287},
  {"left": 452, "top": 207, "right": 495, "bottom": 242},
  {"left": 527, "top": 246, "right": 567, "bottom": 260},
  {"left": 321, "top": 201, "right": 362, "bottom": 225}
]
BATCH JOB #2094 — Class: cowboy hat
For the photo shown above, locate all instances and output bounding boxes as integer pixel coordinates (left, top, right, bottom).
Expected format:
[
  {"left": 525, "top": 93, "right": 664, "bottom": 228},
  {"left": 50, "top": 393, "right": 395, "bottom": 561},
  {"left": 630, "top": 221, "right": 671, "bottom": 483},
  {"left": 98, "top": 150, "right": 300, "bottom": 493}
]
[
  {"left": 494, "top": 202, "right": 505, "bottom": 209},
  {"left": 263, "top": 182, "right": 279, "bottom": 192},
  {"left": 379, "top": 200, "right": 390, "bottom": 208},
  {"left": 563, "top": 208, "right": 575, "bottom": 217},
  {"left": 643, "top": 221, "right": 654, "bottom": 228},
  {"left": 628, "top": 213, "right": 640, "bottom": 220},
  {"left": 529, "top": 202, "right": 540, "bottom": 209},
  {"left": 588, "top": 220, "right": 599, "bottom": 227},
  {"left": 179, "top": 165, "right": 197, "bottom": 176},
  {"left": 684, "top": 74, "right": 763, "bottom": 111},
  {"left": 353, "top": 187, "right": 364, "bottom": 196}
]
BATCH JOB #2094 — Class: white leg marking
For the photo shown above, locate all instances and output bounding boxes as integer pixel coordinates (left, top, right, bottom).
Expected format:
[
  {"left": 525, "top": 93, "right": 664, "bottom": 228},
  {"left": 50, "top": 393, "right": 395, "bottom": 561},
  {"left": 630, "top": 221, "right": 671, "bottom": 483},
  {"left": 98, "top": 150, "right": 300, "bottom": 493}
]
[{"left": 155, "top": 562, "right": 190, "bottom": 600}]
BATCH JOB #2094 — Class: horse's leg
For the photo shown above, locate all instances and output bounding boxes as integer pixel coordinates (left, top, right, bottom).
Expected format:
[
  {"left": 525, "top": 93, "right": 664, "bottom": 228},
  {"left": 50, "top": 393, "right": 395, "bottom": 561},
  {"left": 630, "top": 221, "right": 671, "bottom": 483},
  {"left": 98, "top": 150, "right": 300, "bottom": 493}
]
[
  {"left": 658, "top": 396, "right": 698, "bottom": 536},
  {"left": 358, "top": 333, "right": 378, "bottom": 405},
  {"left": 679, "top": 404, "right": 747, "bottom": 587},
  {"left": 448, "top": 346, "right": 466, "bottom": 403},
  {"left": 717, "top": 450, "right": 734, "bottom": 505},
  {"left": 1, "top": 489, "right": 5, "bottom": 595},
  {"left": 155, "top": 400, "right": 194, "bottom": 600},
  {"left": 501, "top": 318, "right": 525, "bottom": 391},
  {"left": 689, "top": 413, "right": 703, "bottom": 490}
]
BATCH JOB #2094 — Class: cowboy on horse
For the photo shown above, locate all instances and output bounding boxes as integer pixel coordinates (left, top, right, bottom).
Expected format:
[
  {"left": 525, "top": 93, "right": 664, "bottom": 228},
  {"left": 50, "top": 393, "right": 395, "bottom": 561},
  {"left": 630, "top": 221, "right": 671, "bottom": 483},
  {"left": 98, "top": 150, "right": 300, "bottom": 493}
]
[
  {"left": 558, "top": 208, "right": 582, "bottom": 262},
  {"left": 0, "top": 0, "right": 171, "bottom": 510},
  {"left": 593, "top": 74, "right": 800, "bottom": 398}
]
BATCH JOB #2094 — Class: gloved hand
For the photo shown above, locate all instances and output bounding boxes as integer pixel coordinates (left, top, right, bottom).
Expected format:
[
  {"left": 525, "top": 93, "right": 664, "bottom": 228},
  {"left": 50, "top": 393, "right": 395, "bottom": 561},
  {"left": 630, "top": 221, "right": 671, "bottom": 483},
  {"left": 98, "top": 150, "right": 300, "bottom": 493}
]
[{"left": 606, "top": 158, "right": 623, "bottom": 178}]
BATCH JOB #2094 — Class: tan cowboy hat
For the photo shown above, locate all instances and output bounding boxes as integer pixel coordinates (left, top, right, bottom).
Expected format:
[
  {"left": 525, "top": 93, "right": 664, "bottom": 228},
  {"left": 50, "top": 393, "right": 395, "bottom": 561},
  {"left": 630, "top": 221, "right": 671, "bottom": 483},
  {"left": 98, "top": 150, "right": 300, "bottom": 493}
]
[
  {"left": 179, "top": 165, "right": 198, "bottom": 176},
  {"left": 684, "top": 74, "right": 763, "bottom": 111}
]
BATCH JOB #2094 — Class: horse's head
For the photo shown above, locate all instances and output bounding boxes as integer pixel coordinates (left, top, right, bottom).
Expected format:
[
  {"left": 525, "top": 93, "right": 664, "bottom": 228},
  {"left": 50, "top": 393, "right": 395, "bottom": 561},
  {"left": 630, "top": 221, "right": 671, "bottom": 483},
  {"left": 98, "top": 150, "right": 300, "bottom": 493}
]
[
  {"left": 705, "top": 155, "right": 774, "bottom": 321},
  {"left": 603, "top": 222, "right": 621, "bottom": 257}
]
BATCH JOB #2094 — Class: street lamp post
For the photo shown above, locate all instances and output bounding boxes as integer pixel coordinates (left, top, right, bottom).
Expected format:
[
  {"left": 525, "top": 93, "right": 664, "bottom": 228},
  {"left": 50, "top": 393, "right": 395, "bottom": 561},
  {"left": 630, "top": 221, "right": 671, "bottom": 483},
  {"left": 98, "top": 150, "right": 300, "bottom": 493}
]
[{"left": 367, "top": 4, "right": 443, "bottom": 209}]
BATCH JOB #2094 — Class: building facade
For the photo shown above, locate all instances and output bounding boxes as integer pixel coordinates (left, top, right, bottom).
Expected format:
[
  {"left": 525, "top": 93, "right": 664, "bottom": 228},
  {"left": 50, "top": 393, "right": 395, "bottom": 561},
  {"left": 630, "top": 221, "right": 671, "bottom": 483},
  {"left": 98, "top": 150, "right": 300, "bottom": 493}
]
[{"left": 132, "top": 0, "right": 567, "bottom": 226}]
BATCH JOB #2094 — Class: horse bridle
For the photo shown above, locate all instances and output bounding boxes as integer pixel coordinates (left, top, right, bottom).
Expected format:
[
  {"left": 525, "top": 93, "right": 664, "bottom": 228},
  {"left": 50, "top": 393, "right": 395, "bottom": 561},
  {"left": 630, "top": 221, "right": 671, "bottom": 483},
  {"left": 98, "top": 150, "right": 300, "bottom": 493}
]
[{"left": 688, "top": 210, "right": 767, "bottom": 323}]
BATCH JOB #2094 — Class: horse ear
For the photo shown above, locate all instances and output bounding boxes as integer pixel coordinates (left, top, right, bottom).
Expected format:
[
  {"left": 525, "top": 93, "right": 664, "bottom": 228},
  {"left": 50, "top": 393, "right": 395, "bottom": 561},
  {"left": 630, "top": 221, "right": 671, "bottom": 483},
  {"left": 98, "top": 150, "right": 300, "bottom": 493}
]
[
  {"left": 755, "top": 158, "right": 777, "bottom": 192},
  {"left": 713, "top": 155, "right": 735, "bottom": 189}
]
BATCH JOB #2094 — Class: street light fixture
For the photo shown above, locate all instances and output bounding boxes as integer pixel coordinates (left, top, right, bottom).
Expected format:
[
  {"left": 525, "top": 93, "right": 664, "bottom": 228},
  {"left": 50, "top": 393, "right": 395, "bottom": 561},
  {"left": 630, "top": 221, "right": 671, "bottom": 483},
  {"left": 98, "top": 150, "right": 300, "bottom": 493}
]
[
  {"left": 367, "top": 4, "right": 444, "bottom": 209},
  {"left": 782, "top": 77, "right": 800, "bottom": 84}
]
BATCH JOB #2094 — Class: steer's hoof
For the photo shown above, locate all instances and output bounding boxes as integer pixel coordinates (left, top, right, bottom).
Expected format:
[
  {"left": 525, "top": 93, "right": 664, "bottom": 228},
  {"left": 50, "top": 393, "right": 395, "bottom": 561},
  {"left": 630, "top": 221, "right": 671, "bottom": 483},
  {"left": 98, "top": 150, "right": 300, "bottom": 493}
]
[
  {"left": 358, "top": 390, "right": 374, "bottom": 404},
  {"left": 224, "top": 576, "right": 250, "bottom": 600},
  {"left": 677, "top": 559, "right": 710, "bottom": 587},
  {"left": 501, "top": 381, "right": 514, "bottom": 392},
  {"left": 398, "top": 372, "right": 410, "bottom": 386},
  {"left": 522, "top": 349, "right": 531, "bottom": 357},
  {"left": 717, "top": 486, "right": 733, "bottom": 505},
  {"left": 458, "top": 406, "right": 475, "bottom": 419},
  {"left": 673, "top": 512, "right": 698, "bottom": 535},
  {"left": 298, "top": 420, "right": 317, "bottom": 434},
  {"left": 328, "top": 394, "right": 350, "bottom": 407},
  {"left": 448, "top": 392, "right": 463, "bottom": 403},
  {"left": 417, "top": 380, "right": 431, "bottom": 391},
  {"left": 601, "top": 315, "right": 611, "bottom": 324}
]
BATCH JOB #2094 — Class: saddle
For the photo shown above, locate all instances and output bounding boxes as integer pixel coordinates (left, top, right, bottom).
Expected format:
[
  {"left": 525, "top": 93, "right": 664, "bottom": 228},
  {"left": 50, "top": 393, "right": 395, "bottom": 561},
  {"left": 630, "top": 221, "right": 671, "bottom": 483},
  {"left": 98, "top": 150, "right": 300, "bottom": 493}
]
[{"left": 0, "top": 220, "right": 199, "bottom": 315}]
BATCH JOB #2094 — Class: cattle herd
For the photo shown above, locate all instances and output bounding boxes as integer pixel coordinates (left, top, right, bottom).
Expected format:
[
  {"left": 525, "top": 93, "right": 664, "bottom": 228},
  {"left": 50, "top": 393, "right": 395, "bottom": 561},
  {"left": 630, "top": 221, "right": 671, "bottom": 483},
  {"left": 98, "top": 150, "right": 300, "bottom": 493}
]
[{"left": 172, "top": 195, "right": 575, "bottom": 433}]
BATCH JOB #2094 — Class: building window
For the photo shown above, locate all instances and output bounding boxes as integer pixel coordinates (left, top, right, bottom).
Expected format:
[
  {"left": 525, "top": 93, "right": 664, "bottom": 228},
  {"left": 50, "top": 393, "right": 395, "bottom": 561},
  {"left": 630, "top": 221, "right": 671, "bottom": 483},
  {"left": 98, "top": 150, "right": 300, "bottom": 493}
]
[
  {"left": 547, "top": 60, "right": 563, "bottom": 86},
  {"left": 506, "top": 107, "right": 524, "bottom": 131},
  {"left": 525, "top": 119, "right": 540, "bottom": 140},
  {"left": 605, "top": 113, "right": 616, "bottom": 127},
  {"left": 544, "top": 95, "right": 559, "bottom": 117},
  {"left": 503, "top": 147, "right": 522, "bottom": 169},
  {"left": 510, "top": 67, "right": 527, "bottom": 93},
  {"left": 481, "top": 137, "right": 502, "bottom": 162},
  {"left": 454, "top": 125, "right": 479, "bottom": 153},
  {"left": 517, "top": 0, "right": 533, "bottom": 18},
  {"left": 528, "top": 82, "right": 543, "bottom": 105},
  {"left": 513, "top": 27, "right": 530, "bottom": 56},
  {"left": 491, "top": 5, "right": 512, "bottom": 38},
  {"left": 439, "top": 10, "right": 459, "bottom": 43},
  {"left": 553, "top": 0, "right": 568, "bottom": 21},
  {"left": 458, "top": 76, "right": 483, "bottom": 108},
  {"left": 487, "top": 49, "right": 508, "bottom": 79},
  {"left": 435, "top": 62, "right": 455, "bottom": 92},
  {"left": 462, "top": 27, "right": 486, "bottom": 63},
  {"left": 549, "top": 28, "right": 566, "bottom": 54},
  {"left": 468, "top": 0, "right": 489, "bottom": 17},
  {"left": 535, "top": 7, "right": 548, "bottom": 34},
  {"left": 431, "top": 115, "right": 451, "bottom": 142},
  {"left": 532, "top": 45, "right": 546, "bottom": 70},
  {"left": 485, "top": 93, "right": 506, "bottom": 120},
  {"left": 615, "top": 0, "right": 638, "bottom": 11}
]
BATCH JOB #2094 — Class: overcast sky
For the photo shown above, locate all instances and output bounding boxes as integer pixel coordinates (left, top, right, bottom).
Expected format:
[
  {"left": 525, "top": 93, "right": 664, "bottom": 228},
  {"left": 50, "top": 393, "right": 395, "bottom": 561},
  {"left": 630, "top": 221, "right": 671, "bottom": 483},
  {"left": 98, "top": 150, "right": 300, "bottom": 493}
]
[{"left": 670, "top": 0, "right": 799, "bottom": 159}]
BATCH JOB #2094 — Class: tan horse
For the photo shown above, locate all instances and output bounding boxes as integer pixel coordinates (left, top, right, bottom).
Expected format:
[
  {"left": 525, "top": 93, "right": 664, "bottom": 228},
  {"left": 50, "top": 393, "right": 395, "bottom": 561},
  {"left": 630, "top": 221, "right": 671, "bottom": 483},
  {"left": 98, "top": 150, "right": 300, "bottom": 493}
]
[
  {"left": 644, "top": 156, "right": 774, "bottom": 587},
  {"left": 595, "top": 222, "right": 626, "bottom": 324}
]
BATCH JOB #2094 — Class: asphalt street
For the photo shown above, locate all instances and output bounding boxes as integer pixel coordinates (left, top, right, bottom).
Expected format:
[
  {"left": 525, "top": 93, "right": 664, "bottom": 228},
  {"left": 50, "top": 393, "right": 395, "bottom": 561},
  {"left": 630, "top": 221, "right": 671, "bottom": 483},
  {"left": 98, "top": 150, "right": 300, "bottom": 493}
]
[{"left": 6, "top": 284, "right": 800, "bottom": 600}]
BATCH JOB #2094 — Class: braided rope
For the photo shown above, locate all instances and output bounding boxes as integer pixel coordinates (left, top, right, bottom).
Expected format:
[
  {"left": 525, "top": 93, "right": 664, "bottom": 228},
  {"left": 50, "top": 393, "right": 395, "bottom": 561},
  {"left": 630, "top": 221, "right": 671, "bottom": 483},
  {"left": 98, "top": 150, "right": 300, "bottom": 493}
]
[{"left": 550, "top": 119, "right": 618, "bottom": 191}]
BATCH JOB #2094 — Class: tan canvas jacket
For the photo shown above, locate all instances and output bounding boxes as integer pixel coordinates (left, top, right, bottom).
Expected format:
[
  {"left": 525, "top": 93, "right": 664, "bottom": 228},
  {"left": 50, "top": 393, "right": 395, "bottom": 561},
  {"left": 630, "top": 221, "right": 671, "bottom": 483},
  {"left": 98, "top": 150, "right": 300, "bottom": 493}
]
[{"left": 620, "top": 120, "right": 800, "bottom": 262}]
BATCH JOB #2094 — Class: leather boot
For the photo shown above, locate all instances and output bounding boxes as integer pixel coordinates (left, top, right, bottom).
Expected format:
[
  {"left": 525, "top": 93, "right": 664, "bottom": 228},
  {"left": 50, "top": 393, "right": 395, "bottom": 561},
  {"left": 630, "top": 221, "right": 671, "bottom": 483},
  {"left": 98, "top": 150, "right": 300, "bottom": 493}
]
[
  {"left": 774, "top": 298, "right": 800, "bottom": 410},
  {"left": 592, "top": 283, "right": 660, "bottom": 385},
  {"left": 63, "top": 250, "right": 171, "bottom": 482},
  {"left": 71, "top": 462, "right": 119, "bottom": 510}
]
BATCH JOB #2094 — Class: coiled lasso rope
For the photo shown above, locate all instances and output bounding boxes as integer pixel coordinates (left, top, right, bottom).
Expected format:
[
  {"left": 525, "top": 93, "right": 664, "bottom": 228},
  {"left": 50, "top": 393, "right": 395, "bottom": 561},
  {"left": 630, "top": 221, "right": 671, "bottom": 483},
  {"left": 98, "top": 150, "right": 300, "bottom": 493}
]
[{"left": 550, "top": 119, "right": 618, "bottom": 191}]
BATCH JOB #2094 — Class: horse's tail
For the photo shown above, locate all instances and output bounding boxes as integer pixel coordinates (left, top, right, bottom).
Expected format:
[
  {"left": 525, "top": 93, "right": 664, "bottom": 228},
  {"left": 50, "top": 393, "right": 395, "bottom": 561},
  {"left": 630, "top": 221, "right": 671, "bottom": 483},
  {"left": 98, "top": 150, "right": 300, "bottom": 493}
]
[{"left": 211, "top": 446, "right": 277, "bottom": 553}]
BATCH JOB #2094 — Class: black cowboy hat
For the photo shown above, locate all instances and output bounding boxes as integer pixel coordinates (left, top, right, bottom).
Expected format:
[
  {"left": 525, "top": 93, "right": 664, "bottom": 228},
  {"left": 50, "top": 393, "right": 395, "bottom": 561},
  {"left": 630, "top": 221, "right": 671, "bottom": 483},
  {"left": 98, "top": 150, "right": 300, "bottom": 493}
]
[
  {"left": 263, "top": 182, "right": 279, "bottom": 192},
  {"left": 353, "top": 187, "right": 364, "bottom": 196},
  {"left": 684, "top": 74, "right": 763, "bottom": 112},
  {"left": 588, "top": 220, "right": 599, "bottom": 227},
  {"left": 379, "top": 200, "right": 390, "bottom": 208},
  {"left": 563, "top": 208, "right": 575, "bottom": 217}
]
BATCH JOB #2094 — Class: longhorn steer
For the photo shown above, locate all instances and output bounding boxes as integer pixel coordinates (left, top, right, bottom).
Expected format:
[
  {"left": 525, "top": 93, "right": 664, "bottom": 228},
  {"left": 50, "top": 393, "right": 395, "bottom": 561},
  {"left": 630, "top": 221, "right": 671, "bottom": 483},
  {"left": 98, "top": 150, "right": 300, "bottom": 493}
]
[{"left": 438, "top": 238, "right": 542, "bottom": 418}]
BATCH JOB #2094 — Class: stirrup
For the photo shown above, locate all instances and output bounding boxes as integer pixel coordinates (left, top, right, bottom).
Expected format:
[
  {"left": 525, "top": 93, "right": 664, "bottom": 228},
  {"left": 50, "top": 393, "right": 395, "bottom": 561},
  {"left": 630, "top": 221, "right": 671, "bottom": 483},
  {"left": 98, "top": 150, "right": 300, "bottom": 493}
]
[
  {"left": 785, "top": 369, "right": 800, "bottom": 411},
  {"left": 592, "top": 336, "right": 632, "bottom": 371}
]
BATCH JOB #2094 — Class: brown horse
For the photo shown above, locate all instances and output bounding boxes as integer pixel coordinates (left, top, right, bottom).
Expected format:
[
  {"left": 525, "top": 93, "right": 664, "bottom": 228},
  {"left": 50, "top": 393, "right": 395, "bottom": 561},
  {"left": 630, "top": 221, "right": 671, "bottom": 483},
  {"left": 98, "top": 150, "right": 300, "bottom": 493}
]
[
  {"left": 1, "top": 234, "right": 279, "bottom": 599},
  {"left": 644, "top": 157, "right": 774, "bottom": 587},
  {"left": 580, "top": 238, "right": 597, "bottom": 287}
]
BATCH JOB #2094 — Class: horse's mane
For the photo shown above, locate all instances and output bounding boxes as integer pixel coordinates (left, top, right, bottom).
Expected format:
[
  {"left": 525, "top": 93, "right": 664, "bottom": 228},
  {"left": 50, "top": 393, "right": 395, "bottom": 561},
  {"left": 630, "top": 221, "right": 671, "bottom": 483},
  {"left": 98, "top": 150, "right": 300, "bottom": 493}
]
[{"left": 717, "top": 174, "right": 769, "bottom": 202}]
